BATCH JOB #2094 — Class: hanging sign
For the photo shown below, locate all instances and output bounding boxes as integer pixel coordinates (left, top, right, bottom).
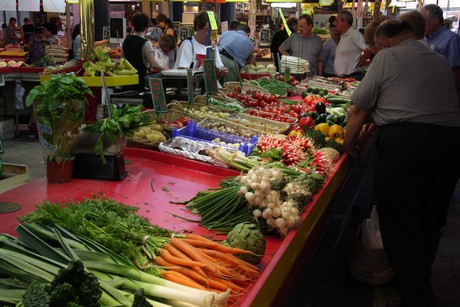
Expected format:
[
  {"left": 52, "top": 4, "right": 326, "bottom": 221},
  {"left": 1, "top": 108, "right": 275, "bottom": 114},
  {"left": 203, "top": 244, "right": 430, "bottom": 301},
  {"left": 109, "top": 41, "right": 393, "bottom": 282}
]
[
  {"left": 207, "top": 11, "right": 218, "bottom": 31},
  {"left": 203, "top": 58, "right": 218, "bottom": 95},
  {"left": 0, "top": 0, "right": 16, "bottom": 10},
  {"left": 18, "top": 0, "right": 40, "bottom": 11},
  {"left": 279, "top": 8, "right": 291, "bottom": 36},
  {"left": 43, "top": 0, "right": 66, "bottom": 13}
]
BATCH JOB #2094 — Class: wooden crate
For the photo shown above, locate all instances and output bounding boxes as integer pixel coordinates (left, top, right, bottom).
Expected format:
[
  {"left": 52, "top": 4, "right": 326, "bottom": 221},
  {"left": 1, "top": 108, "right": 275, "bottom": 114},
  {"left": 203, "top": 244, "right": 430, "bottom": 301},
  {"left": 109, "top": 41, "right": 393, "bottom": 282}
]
[{"left": 0, "top": 163, "right": 29, "bottom": 193}]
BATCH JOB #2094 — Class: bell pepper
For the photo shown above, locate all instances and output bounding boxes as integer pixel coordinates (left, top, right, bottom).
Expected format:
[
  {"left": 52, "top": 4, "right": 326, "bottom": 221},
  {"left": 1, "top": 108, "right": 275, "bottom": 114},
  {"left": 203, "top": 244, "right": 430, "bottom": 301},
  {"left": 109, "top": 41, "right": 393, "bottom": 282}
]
[
  {"left": 315, "top": 123, "right": 330, "bottom": 136},
  {"left": 328, "top": 124, "right": 344, "bottom": 139}
]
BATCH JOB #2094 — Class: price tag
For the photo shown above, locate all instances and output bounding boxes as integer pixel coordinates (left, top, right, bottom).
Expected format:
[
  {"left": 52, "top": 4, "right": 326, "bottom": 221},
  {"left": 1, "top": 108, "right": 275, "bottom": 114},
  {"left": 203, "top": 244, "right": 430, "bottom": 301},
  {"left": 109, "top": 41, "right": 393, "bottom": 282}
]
[
  {"left": 203, "top": 58, "right": 218, "bottom": 95},
  {"left": 207, "top": 11, "right": 218, "bottom": 31},
  {"left": 148, "top": 78, "right": 167, "bottom": 113}
]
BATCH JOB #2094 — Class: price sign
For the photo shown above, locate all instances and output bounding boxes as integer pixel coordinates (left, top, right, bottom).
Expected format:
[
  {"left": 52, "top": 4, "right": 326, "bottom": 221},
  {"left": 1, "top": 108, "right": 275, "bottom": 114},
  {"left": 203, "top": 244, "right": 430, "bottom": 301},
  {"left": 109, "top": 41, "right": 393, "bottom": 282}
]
[
  {"left": 148, "top": 78, "right": 167, "bottom": 113},
  {"left": 207, "top": 11, "right": 218, "bottom": 31},
  {"left": 203, "top": 58, "right": 218, "bottom": 95}
]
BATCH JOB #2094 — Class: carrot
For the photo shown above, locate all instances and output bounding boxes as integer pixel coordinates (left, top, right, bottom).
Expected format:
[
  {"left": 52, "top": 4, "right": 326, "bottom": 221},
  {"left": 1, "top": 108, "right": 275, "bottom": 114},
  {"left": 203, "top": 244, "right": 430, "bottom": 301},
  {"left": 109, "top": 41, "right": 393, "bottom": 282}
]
[
  {"left": 159, "top": 248, "right": 206, "bottom": 268},
  {"left": 161, "top": 270, "right": 207, "bottom": 290},
  {"left": 171, "top": 238, "right": 233, "bottom": 277},
  {"left": 208, "top": 275, "right": 246, "bottom": 293},
  {"left": 185, "top": 233, "right": 217, "bottom": 243},
  {"left": 181, "top": 238, "right": 252, "bottom": 254},
  {"left": 153, "top": 256, "right": 181, "bottom": 269},
  {"left": 200, "top": 249, "right": 259, "bottom": 273},
  {"left": 164, "top": 244, "right": 208, "bottom": 276}
]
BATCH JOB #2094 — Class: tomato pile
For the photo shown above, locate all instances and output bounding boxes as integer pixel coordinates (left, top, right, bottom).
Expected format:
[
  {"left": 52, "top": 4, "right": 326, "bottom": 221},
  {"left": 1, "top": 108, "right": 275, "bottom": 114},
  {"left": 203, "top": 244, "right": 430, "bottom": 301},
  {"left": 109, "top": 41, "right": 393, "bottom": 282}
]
[
  {"left": 246, "top": 109, "right": 297, "bottom": 123},
  {"left": 226, "top": 88, "right": 279, "bottom": 108}
]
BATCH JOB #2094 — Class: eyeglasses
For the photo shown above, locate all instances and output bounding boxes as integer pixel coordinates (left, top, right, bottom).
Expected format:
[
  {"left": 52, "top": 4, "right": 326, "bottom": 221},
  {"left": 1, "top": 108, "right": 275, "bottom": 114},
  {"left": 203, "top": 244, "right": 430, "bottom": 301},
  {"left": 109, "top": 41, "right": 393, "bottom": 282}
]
[{"left": 202, "top": 27, "right": 210, "bottom": 32}]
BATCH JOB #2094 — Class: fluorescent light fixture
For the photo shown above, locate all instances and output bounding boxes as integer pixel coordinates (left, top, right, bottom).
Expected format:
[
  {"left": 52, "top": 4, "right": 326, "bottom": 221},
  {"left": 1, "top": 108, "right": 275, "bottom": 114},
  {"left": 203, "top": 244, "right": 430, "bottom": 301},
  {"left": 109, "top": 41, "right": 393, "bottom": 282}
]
[{"left": 270, "top": 3, "right": 298, "bottom": 8}]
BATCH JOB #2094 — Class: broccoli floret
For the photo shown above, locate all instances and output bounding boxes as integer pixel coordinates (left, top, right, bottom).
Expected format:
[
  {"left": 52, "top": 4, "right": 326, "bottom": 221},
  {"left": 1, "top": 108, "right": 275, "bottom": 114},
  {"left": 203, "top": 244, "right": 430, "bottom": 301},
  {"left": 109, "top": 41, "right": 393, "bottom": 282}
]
[
  {"left": 323, "top": 139, "right": 344, "bottom": 154},
  {"left": 132, "top": 289, "right": 153, "bottom": 307},
  {"left": 22, "top": 281, "right": 50, "bottom": 307},
  {"left": 51, "top": 260, "right": 101, "bottom": 307},
  {"left": 22, "top": 261, "right": 101, "bottom": 307},
  {"left": 304, "top": 129, "right": 327, "bottom": 148}
]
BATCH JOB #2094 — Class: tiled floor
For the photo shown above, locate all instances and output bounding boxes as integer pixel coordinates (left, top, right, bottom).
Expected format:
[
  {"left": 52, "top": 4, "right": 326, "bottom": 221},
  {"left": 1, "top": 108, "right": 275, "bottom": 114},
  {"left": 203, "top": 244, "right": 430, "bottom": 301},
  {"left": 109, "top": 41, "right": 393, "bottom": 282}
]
[{"left": 1, "top": 134, "right": 459, "bottom": 307}]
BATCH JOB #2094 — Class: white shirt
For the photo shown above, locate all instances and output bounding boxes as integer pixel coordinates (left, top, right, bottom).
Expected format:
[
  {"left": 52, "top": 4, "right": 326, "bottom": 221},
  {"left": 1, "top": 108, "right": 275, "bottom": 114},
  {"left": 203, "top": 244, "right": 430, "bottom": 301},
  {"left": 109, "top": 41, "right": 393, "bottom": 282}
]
[
  {"left": 174, "top": 36, "right": 224, "bottom": 70},
  {"left": 334, "top": 27, "right": 368, "bottom": 76}
]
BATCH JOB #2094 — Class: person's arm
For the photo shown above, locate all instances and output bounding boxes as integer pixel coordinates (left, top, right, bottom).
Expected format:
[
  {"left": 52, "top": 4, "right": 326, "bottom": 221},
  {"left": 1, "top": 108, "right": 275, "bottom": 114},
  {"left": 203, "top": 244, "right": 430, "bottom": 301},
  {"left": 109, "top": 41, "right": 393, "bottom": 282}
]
[
  {"left": 278, "top": 45, "right": 288, "bottom": 55},
  {"left": 344, "top": 105, "right": 369, "bottom": 155},
  {"left": 317, "top": 60, "right": 324, "bottom": 76}
]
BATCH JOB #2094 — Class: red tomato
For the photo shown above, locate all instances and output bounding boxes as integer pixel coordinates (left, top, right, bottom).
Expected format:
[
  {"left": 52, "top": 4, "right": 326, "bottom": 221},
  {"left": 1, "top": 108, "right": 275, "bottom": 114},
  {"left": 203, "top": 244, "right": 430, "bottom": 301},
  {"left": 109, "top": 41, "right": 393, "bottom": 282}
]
[{"left": 291, "top": 104, "right": 301, "bottom": 114}]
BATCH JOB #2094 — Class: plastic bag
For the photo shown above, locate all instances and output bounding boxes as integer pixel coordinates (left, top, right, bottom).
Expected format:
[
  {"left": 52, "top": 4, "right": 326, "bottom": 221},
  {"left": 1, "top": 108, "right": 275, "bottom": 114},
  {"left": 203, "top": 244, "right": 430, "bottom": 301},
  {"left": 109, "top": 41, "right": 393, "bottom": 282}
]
[
  {"left": 14, "top": 80, "right": 25, "bottom": 110},
  {"left": 153, "top": 49, "right": 169, "bottom": 71},
  {"left": 359, "top": 205, "right": 383, "bottom": 249}
]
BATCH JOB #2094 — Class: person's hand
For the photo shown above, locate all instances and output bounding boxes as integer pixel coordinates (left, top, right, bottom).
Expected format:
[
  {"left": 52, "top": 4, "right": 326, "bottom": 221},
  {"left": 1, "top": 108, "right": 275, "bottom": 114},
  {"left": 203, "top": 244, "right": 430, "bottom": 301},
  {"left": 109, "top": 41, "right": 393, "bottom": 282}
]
[
  {"left": 217, "top": 67, "right": 228, "bottom": 79},
  {"left": 359, "top": 123, "right": 376, "bottom": 138}
]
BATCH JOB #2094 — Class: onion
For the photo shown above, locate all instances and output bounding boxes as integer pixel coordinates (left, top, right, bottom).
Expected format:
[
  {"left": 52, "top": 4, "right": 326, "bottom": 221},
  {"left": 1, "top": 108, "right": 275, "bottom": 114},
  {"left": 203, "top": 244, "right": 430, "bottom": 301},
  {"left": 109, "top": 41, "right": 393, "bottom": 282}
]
[
  {"left": 253, "top": 209, "right": 262, "bottom": 218},
  {"left": 275, "top": 217, "right": 287, "bottom": 228},
  {"left": 251, "top": 182, "right": 259, "bottom": 190},
  {"left": 245, "top": 191, "right": 255, "bottom": 202},
  {"left": 272, "top": 207, "right": 281, "bottom": 217},
  {"left": 239, "top": 186, "right": 248, "bottom": 195}
]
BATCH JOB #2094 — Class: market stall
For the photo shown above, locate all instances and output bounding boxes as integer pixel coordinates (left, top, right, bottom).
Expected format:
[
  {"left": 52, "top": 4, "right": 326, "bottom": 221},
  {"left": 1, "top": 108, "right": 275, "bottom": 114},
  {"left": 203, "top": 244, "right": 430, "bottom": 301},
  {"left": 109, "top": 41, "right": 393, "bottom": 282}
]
[{"left": 0, "top": 147, "right": 348, "bottom": 306}]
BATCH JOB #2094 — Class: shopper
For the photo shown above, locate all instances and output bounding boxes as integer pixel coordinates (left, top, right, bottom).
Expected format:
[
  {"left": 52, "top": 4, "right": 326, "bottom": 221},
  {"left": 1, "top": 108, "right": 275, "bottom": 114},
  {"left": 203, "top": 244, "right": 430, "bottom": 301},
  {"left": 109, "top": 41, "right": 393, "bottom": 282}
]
[
  {"left": 363, "top": 15, "right": 391, "bottom": 55},
  {"left": 270, "top": 17, "right": 298, "bottom": 72},
  {"left": 229, "top": 20, "right": 240, "bottom": 31},
  {"left": 421, "top": 4, "right": 460, "bottom": 92},
  {"left": 43, "top": 23, "right": 60, "bottom": 45},
  {"left": 174, "top": 11, "right": 228, "bottom": 80},
  {"left": 157, "top": 14, "right": 175, "bottom": 38},
  {"left": 4, "top": 17, "right": 21, "bottom": 46},
  {"left": 279, "top": 14, "right": 324, "bottom": 76},
  {"left": 344, "top": 19, "right": 460, "bottom": 307},
  {"left": 322, "top": 16, "right": 340, "bottom": 77},
  {"left": 218, "top": 23, "right": 255, "bottom": 83},
  {"left": 25, "top": 26, "right": 47, "bottom": 64},
  {"left": 152, "top": 34, "right": 176, "bottom": 71},
  {"left": 71, "top": 24, "right": 81, "bottom": 60},
  {"left": 333, "top": 11, "right": 369, "bottom": 80},
  {"left": 399, "top": 10, "right": 430, "bottom": 49},
  {"left": 122, "top": 12, "right": 169, "bottom": 91},
  {"left": 147, "top": 18, "right": 163, "bottom": 43},
  {"left": 21, "top": 18, "right": 34, "bottom": 45},
  {"left": 0, "top": 23, "right": 6, "bottom": 47}
]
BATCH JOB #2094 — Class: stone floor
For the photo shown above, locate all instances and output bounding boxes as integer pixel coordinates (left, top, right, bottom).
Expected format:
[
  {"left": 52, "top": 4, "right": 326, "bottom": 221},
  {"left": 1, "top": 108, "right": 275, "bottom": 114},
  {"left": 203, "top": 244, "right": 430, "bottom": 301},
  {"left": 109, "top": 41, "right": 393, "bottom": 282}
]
[{"left": 1, "top": 132, "right": 459, "bottom": 307}]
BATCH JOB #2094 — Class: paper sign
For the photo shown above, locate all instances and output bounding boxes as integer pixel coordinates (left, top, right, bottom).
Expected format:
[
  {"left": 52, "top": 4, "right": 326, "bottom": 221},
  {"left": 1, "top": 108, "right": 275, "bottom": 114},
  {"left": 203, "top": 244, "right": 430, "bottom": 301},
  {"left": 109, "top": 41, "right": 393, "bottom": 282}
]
[
  {"left": 43, "top": 0, "right": 66, "bottom": 12},
  {"left": 203, "top": 58, "right": 218, "bottom": 95},
  {"left": 207, "top": 11, "right": 218, "bottom": 31},
  {"left": 18, "top": 0, "right": 40, "bottom": 11},
  {"left": 148, "top": 78, "right": 167, "bottom": 113},
  {"left": 0, "top": 0, "right": 16, "bottom": 10}
]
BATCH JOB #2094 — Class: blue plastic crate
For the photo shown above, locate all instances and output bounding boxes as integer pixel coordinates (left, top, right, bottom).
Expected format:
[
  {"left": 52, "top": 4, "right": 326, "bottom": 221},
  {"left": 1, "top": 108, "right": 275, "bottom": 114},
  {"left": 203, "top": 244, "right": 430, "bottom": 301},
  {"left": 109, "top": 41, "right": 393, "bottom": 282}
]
[{"left": 172, "top": 120, "right": 258, "bottom": 156}]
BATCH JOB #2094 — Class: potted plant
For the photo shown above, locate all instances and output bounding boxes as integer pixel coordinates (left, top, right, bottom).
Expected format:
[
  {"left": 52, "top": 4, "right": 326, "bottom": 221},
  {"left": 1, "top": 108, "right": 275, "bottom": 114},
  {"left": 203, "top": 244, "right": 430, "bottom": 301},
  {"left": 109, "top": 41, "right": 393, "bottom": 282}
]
[{"left": 26, "top": 73, "right": 93, "bottom": 183}]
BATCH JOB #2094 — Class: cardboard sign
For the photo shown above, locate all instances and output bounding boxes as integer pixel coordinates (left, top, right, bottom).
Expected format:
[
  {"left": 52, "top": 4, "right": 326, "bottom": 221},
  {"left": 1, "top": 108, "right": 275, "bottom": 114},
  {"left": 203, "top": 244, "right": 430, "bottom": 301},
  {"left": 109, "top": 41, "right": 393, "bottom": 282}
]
[
  {"left": 148, "top": 78, "right": 167, "bottom": 113},
  {"left": 203, "top": 58, "right": 218, "bottom": 95}
]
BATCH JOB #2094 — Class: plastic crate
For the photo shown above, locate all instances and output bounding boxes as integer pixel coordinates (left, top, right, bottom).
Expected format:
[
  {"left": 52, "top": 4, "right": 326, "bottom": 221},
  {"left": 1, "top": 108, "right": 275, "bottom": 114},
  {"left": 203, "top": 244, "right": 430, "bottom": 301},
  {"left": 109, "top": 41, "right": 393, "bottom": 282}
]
[{"left": 172, "top": 120, "right": 258, "bottom": 156}]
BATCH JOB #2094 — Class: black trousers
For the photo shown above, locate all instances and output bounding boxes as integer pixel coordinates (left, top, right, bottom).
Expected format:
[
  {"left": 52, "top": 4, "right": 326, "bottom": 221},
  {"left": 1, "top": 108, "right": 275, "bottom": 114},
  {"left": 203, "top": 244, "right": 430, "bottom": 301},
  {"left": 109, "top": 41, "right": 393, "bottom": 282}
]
[{"left": 372, "top": 122, "right": 460, "bottom": 307}]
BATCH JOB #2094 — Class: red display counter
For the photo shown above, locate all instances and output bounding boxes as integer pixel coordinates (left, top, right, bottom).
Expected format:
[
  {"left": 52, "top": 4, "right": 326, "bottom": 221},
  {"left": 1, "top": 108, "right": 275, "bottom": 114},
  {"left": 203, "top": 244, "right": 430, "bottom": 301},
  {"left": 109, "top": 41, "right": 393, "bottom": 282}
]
[{"left": 0, "top": 148, "right": 348, "bottom": 306}]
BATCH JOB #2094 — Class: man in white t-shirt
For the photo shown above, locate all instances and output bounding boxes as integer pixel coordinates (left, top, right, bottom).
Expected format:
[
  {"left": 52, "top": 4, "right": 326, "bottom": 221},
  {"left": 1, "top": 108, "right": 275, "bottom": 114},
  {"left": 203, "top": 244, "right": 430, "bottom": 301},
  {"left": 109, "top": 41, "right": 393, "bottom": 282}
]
[{"left": 333, "top": 11, "right": 369, "bottom": 79}]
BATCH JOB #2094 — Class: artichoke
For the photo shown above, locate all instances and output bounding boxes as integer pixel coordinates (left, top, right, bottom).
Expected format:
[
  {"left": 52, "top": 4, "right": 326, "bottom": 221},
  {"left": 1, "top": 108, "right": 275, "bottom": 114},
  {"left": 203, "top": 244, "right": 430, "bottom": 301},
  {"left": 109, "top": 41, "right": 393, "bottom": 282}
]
[{"left": 223, "top": 223, "right": 266, "bottom": 265}]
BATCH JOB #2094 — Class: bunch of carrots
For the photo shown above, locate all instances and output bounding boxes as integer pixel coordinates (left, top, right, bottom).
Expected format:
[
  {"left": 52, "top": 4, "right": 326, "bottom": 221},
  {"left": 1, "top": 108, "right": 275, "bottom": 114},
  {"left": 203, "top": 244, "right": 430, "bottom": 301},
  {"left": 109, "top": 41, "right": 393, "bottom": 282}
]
[{"left": 154, "top": 234, "right": 259, "bottom": 296}]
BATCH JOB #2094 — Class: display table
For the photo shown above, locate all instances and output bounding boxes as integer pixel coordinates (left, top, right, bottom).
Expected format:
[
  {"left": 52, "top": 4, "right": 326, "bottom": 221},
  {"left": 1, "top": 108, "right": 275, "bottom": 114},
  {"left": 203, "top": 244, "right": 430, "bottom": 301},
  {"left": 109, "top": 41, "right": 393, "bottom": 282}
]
[{"left": 0, "top": 148, "right": 348, "bottom": 306}]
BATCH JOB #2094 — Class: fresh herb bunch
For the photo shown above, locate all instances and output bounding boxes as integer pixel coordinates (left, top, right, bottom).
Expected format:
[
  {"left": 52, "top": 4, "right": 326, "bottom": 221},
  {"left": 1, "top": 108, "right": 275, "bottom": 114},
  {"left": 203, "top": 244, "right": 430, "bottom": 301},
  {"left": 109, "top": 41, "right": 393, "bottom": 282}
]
[
  {"left": 25, "top": 74, "right": 93, "bottom": 162},
  {"left": 83, "top": 105, "right": 151, "bottom": 162}
]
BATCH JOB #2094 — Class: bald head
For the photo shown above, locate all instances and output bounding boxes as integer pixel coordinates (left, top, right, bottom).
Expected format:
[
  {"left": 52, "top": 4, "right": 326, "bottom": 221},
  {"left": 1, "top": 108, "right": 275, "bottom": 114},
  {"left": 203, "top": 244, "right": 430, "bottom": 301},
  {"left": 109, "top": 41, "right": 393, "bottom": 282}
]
[{"left": 374, "top": 19, "right": 415, "bottom": 50}]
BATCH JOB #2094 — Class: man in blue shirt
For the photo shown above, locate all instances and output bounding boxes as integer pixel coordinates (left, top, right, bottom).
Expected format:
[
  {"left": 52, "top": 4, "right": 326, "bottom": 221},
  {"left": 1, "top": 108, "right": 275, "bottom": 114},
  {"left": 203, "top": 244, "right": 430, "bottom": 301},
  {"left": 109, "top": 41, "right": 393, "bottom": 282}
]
[
  {"left": 218, "top": 24, "right": 255, "bottom": 83},
  {"left": 421, "top": 4, "right": 460, "bottom": 93}
]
